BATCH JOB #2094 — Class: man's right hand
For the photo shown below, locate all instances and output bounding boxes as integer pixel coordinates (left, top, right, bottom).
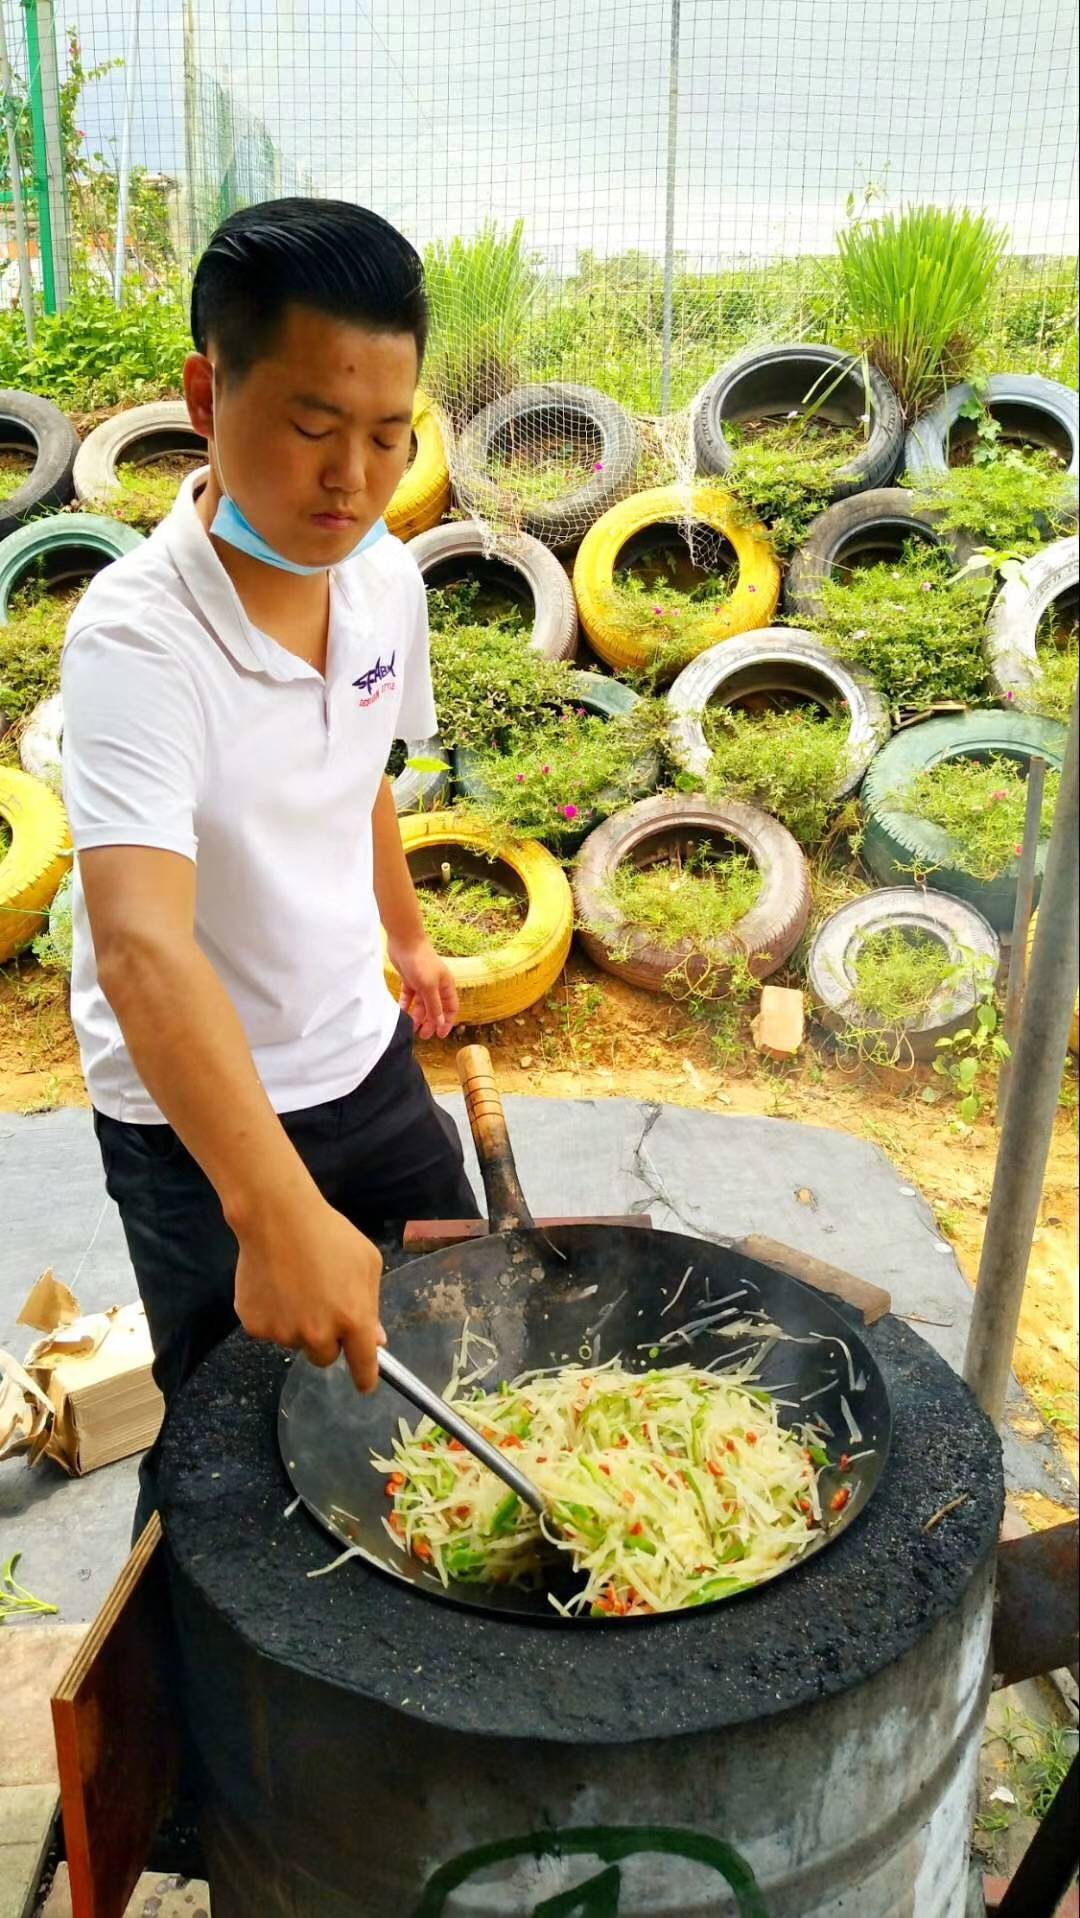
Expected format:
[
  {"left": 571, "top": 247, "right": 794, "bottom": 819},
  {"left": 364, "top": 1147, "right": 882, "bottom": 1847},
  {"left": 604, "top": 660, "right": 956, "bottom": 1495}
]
[{"left": 234, "top": 1190, "right": 386, "bottom": 1393}]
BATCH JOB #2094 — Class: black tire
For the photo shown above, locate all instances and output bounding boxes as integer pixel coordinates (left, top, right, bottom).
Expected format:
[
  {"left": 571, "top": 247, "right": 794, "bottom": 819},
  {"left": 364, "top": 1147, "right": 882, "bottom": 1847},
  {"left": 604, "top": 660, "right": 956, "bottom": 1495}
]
[
  {"left": 807, "top": 887, "right": 1000, "bottom": 1062},
  {"left": 692, "top": 345, "right": 903, "bottom": 498},
  {"left": 860, "top": 710, "right": 1068, "bottom": 932},
  {"left": 73, "top": 399, "right": 206, "bottom": 504},
  {"left": 390, "top": 737, "right": 450, "bottom": 816},
  {"left": 409, "top": 520, "right": 578, "bottom": 659},
  {"left": 666, "top": 627, "right": 889, "bottom": 801},
  {"left": 904, "top": 374, "right": 1080, "bottom": 479},
  {"left": 0, "top": 389, "right": 79, "bottom": 541},
  {"left": 455, "top": 669, "right": 660, "bottom": 845},
  {"left": 453, "top": 383, "right": 640, "bottom": 547},
  {"left": 785, "top": 489, "right": 960, "bottom": 621},
  {"left": 573, "top": 793, "right": 810, "bottom": 993},
  {"left": 984, "top": 535, "right": 1079, "bottom": 706}
]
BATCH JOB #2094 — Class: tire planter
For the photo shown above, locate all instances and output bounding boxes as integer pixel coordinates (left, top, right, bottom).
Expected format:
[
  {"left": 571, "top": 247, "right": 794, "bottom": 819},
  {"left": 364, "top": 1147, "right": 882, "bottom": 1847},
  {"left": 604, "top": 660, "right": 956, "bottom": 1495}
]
[
  {"left": 411, "top": 520, "right": 578, "bottom": 661},
  {"left": 19, "top": 692, "right": 64, "bottom": 792},
  {"left": 904, "top": 374, "right": 1080, "bottom": 480},
  {"left": 785, "top": 489, "right": 959, "bottom": 621},
  {"left": 667, "top": 627, "right": 889, "bottom": 802},
  {"left": 860, "top": 710, "right": 1068, "bottom": 932},
  {"left": 1027, "top": 910, "right": 1079, "bottom": 1056},
  {"left": 984, "top": 535, "right": 1078, "bottom": 707},
  {"left": 72, "top": 399, "right": 206, "bottom": 505},
  {"left": 693, "top": 345, "right": 903, "bottom": 498},
  {"left": 573, "top": 483, "right": 781, "bottom": 678},
  {"left": 390, "top": 813, "right": 573, "bottom": 1023},
  {"left": 573, "top": 793, "right": 810, "bottom": 994},
  {"left": 455, "top": 670, "right": 661, "bottom": 848},
  {"left": 0, "top": 514, "right": 144, "bottom": 616},
  {"left": 0, "top": 766, "right": 72, "bottom": 961},
  {"left": 808, "top": 887, "right": 1000, "bottom": 1063},
  {"left": 0, "top": 390, "right": 79, "bottom": 542},
  {"left": 384, "top": 390, "right": 451, "bottom": 541},
  {"left": 453, "top": 383, "right": 640, "bottom": 546},
  {"left": 389, "top": 738, "right": 451, "bottom": 817}
]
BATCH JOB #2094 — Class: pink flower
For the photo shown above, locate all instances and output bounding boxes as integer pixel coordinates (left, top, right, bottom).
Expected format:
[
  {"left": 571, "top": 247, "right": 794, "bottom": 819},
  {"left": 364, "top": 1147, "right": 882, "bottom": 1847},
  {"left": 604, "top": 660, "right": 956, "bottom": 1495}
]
[
  {"left": 921, "top": 581, "right": 933, "bottom": 592},
  {"left": 541, "top": 764, "right": 551, "bottom": 775},
  {"left": 747, "top": 584, "right": 757, "bottom": 592},
  {"left": 562, "top": 804, "right": 579, "bottom": 820},
  {"left": 653, "top": 605, "right": 667, "bottom": 616},
  {"left": 1005, "top": 690, "right": 1016, "bottom": 702},
  {"left": 515, "top": 773, "right": 526, "bottom": 784},
  {"left": 593, "top": 461, "right": 605, "bottom": 471},
  {"left": 1015, "top": 844, "right": 1023, "bottom": 855},
  {"left": 992, "top": 789, "right": 1007, "bottom": 801}
]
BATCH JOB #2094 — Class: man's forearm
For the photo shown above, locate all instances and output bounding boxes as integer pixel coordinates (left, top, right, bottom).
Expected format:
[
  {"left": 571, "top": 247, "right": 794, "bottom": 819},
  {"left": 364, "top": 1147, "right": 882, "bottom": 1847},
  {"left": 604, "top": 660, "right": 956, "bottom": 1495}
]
[
  {"left": 99, "top": 932, "right": 316, "bottom": 1232},
  {"left": 372, "top": 773, "right": 425, "bottom": 947}
]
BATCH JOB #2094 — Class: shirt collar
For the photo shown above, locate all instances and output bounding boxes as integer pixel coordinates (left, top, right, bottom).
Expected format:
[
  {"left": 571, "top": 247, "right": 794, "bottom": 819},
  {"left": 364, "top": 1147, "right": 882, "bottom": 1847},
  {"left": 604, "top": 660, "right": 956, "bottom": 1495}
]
[{"left": 159, "top": 469, "right": 396, "bottom": 681}]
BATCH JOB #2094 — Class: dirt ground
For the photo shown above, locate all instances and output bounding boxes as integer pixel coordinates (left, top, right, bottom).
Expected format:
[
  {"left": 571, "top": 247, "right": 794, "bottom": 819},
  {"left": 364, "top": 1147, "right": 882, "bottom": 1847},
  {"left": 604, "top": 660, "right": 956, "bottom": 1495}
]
[{"left": 2, "top": 950, "right": 1077, "bottom": 1492}]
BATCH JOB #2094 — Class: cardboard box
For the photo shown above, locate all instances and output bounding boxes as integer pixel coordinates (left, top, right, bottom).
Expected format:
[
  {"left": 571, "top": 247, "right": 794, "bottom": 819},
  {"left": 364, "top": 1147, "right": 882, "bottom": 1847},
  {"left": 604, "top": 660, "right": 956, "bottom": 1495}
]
[{"left": 0, "top": 1273, "right": 163, "bottom": 1475}]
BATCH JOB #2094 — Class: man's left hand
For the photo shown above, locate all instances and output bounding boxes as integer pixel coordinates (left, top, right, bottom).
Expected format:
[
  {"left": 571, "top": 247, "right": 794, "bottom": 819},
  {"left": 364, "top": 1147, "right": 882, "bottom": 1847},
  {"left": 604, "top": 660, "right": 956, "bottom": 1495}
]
[{"left": 390, "top": 934, "right": 460, "bottom": 1041}]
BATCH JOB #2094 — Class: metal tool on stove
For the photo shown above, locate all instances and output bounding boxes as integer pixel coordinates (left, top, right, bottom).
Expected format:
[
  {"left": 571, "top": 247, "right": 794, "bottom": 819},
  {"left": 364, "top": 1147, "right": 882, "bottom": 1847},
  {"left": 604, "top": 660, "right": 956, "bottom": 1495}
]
[
  {"left": 376, "top": 1346, "right": 550, "bottom": 1520},
  {"left": 280, "top": 1045, "right": 892, "bottom": 1622}
]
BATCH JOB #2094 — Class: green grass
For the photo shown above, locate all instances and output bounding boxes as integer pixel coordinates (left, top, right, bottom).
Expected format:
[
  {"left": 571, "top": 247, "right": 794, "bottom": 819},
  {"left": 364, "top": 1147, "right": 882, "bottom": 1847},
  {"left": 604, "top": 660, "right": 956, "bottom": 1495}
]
[
  {"left": 486, "top": 445, "right": 602, "bottom": 511},
  {"left": 907, "top": 446, "right": 1076, "bottom": 554},
  {"left": 423, "top": 220, "right": 539, "bottom": 425},
  {"left": 699, "top": 705, "right": 851, "bottom": 844},
  {"left": 814, "top": 541, "right": 991, "bottom": 714},
  {"left": 850, "top": 928, "right": 953, "bottom": 1025},
  {"left": 897, "top": 754, "right": 1060, "bottom": 880},
  {"left": 606, "top": 565, "right": 737, "bottom": 687},
  {"left": 462, "top": 702, "right": 663, "bottom": 845},
  {"left": 0, "top": 452, "right": 33, "bottom": 502},
  {"left": 107, "top": 459, "right": 193, "bottom": 531},
  {"left": 417, "top": 874, "right": 523, "bottom": 957},
  {"left": 0, "top": 585, "right": 79, "bottom": 741},
  {"left": 998, "top": 1713, "right": 1077, "bottom": 1821},
  {"left": 837, "top": 205, "right": 1007, "bottom": 416},
  {"left": 602, "top": 844, "right": 762, "bottom": 950},
  {"left": 427, "top": 580, "right": 569, "bottom": 753},
  {"left": 1031, "top": 598, "right": 1079, "bottom": 724},
  {"left": 725, "top": 417, "right": 865, "bottom": 557}
]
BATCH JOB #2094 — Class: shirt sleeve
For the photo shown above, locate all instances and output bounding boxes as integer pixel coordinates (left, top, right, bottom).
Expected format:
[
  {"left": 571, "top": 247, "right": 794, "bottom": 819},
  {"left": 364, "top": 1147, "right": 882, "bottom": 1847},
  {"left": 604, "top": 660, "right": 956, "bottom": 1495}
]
[
  {"left": 61, "top": 620, "right": 205, "bottom": 861},
  {"left": 393, "top": 568, "right": 439, "bottom": 743}
]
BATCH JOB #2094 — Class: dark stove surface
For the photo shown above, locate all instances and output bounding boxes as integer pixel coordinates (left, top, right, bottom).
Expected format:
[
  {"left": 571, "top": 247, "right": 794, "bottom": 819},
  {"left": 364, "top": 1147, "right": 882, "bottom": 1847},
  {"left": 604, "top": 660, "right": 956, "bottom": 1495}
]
[{"left": 157, "top": 1314, "right": 1002, "bottom": 1744}]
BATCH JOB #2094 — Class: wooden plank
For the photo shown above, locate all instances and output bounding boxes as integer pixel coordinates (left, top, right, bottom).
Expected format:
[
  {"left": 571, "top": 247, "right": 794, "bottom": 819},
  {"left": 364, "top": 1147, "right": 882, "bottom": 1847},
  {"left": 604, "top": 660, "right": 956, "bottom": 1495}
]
[
  {"left": 402, "top": 1215, "right": 654, "bottom": 1252},
  {"left": 733, "top": 1234, "right": 892, "bottom": 1325},
  {"left": 50, "top": 1513, "right": 180, "bottom": 1918}
]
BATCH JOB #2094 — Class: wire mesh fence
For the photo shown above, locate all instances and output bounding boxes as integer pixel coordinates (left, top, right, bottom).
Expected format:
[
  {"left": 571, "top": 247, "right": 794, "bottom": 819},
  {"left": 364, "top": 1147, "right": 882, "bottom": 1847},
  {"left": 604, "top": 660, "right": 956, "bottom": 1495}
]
[{"left": 0, "top": 0, "right": 1076, "bottom": 440}]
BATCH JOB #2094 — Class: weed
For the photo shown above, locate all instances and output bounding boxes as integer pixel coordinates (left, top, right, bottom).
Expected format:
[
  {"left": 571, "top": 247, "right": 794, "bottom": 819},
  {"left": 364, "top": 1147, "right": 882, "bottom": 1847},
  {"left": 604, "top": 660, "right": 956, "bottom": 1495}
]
[
  {"left": 837, "top": 204, "right": 1007, "bottom": 416},
  {"left": 725, "top": 418, "right": 863, "bottom": 557},
  {"left": 32, "top": 878, "right": 72, "bottom": 973},
  {"left": 0, "top": 1552, "right": 58, "bottom": 1623},
  {"left": 417, "top": 874, "right": 523, "bottom": 958},
  {"left": 0, "top": 279, "right": 188, "bottom": 408},
  {"left": 0, "top": 585, "right": 80, "bottom": 732},
  {"left": 423, "top": 221, "right": 538, "bottom": 424},
  {"left": 933, "top": 993, "right": 1010, "bottom": 1123},
  {"left": 907, "top": 446, "right": 1076, "bottom": 554},
  {"left": 999, "top": 1714, "right": 1077, "bottom": 1820},
  {"left": 934, "top": 1205, "right": 965, "bottom": 1241},
  {"left": 461, "top": 701, "right": 665, "bottom": 846},
  {"left": 814, "top": 541, "right": 991, "bottom": 713},
  {"left": 1030, "top": 593, "right": 1079, "bottom": 725},
  {"left": 699, "top": 705, "right": 851, "bottom": 843},
  {"left": 1028, "top": 1379, "right": 1080, "bottom": 1439},
  {"left": 107, "top": 457, "right": 198, "bottom": 532},
  {"left": 849, "top": 928, "right": 954, "bottom": 1026},
  {"left": 605, "top": 566, "right": 737, "bottom": 685},
  {"left": 598, "top": 844, "right": 763, "bottom": 993},
  {"left": 897, "top": 754, "right": 1060, "bottom": 880},
  {"left": 487, "top": 444, "right": 601, "bottom": 512},
  {"left": 0, "top": 451, "right": 33, "bottom": 503},
  {"left": 19, "top": 1071, "right": 64, "bottom": 1116},
  {"left": 427, "top": 581, "right": 567, "bottom": 752}
]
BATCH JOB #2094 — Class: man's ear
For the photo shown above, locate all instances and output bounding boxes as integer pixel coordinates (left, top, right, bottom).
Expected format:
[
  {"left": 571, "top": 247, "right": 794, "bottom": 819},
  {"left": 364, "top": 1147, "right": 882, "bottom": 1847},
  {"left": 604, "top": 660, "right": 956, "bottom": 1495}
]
[{"left": 184, "top": 353, "right": 215, "bottom": 441}]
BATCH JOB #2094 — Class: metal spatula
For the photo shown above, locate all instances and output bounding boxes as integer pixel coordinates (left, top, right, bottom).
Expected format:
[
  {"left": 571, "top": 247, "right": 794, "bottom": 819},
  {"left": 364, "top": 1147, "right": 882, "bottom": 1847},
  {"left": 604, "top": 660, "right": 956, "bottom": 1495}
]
[{"left": 376, "top": 1346, "right": 550, "bottom": 1522}]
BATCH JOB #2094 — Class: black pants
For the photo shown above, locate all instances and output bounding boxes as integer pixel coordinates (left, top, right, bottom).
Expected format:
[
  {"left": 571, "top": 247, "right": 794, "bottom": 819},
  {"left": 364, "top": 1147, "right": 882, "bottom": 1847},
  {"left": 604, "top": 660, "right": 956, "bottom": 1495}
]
[{"left": 94, "top": 1013, "right": 479, "bottom": 1536}]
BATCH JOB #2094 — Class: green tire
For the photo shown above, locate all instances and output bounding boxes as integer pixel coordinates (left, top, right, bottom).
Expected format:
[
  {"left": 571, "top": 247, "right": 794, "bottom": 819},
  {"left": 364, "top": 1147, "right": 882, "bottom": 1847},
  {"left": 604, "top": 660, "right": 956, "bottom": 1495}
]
[
  {"left": 860, "top": 710, "right": 1067, "bottom": 931},
  {"left": 0, "top": 513, "right": 144, "bottom": 618}
]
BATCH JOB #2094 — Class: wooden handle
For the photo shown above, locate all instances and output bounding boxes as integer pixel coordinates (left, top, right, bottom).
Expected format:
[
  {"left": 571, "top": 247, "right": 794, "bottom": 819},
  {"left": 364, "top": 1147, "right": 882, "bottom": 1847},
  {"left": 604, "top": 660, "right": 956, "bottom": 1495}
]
[{"left": 456, "top": 1045, "right": 534, "bottom": 1234}]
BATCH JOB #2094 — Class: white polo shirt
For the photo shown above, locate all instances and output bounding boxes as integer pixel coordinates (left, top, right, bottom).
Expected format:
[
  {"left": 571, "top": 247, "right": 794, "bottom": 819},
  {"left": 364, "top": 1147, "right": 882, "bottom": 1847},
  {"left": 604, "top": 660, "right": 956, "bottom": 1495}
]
[{"left": 61, "top": 471, "right": 437, "bottom": 1123}]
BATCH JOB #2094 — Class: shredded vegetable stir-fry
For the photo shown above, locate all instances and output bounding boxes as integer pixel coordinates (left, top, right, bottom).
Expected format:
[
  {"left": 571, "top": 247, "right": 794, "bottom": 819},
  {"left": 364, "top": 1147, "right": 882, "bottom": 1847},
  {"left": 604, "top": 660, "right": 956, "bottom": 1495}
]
[{"left": 372, "top": 1335, "right": 855, "bottom": 1616}]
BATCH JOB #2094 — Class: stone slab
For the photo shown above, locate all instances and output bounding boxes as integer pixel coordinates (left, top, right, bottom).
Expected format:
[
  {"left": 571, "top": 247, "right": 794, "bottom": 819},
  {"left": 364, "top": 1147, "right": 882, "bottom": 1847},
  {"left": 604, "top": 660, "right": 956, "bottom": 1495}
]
[
  {"left": 40, "top": 1865, "right": 210, "bottom": 1918},
  {"left": 0, "top": 1626, "right": 87, "bottom": 1787},
  {"left": 0, "top": 1786, "right": 57, "bottom": 1918}
]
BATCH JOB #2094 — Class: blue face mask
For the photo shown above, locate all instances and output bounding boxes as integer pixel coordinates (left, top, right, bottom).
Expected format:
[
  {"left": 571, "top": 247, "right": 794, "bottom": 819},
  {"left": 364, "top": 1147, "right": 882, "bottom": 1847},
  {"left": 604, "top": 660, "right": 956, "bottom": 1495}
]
[{"left": 209, "top": 371, "right": 388, "bottom": 574}]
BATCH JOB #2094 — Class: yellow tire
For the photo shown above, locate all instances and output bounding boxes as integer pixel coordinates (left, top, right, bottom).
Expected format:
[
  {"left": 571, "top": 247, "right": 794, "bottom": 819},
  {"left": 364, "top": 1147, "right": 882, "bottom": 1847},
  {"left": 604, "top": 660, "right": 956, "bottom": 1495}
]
[
  {"left": 1027, "top": 911, "right": 1079, "bottom": 1055},
  {"left": 572, "top": 483, "right": 781, "bottom": 678},
  {"left": 389, "top": 814, "right": 573, "bottom": 1024},
  {"left": 0, "top": 767, "right": 72, "bottom": 962},
  {"left": 385, "top": 389, "right": 451, "bottom": 541}
]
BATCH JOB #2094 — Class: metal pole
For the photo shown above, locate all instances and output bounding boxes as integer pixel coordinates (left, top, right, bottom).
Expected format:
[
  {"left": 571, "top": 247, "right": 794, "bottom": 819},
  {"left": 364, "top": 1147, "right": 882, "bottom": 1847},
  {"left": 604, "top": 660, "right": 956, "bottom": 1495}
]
[
  {"left": 30, "top": 0, "right": 68, "bottom": 307},
  {"left": 659, "top": 0, "right": 680, "bottom": 414},
  {"left": 963, "top": 690, "right": 1080, "bottom": 1425},
  {"left": 112, "top": 0, "right": 141, "bottom": 303},
  {"left": 20, "top": 0, "right": 54, "bottom": 312},
  {"left": 0, "top": 3, "right": 35, "bottom": 344},
  {"left": 997, "top": 753, "right": 1046, "bottom": 1114}
]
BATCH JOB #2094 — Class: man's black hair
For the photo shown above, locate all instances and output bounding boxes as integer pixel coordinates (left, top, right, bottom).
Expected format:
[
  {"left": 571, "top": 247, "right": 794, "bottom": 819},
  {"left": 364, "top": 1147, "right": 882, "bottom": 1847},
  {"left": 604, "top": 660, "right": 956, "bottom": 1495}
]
[{"left": 190, "top": 197, "right": 427, "bottom": 378}]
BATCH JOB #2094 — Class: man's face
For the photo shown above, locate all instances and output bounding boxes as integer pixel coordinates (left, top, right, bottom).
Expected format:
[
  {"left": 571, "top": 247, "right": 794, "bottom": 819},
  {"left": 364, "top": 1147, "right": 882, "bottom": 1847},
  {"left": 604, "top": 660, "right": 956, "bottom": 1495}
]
[{"left": 190, "top": 303, "right": 419, "bottom": 567}]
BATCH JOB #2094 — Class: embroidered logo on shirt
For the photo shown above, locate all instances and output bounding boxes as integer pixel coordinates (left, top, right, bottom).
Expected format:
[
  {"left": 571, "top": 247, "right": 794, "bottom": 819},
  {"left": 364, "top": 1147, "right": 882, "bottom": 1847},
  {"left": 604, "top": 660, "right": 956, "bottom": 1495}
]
[{"left": 352, "top": 651, "right": 397, "bottom": 708}]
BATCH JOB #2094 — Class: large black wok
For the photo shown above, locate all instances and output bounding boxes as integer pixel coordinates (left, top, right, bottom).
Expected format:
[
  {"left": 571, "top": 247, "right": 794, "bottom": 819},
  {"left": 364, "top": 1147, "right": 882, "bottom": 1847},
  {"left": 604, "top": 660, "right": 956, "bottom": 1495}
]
[{"left": 279, "top": 1048, "right": 892, "bottom": 1623}]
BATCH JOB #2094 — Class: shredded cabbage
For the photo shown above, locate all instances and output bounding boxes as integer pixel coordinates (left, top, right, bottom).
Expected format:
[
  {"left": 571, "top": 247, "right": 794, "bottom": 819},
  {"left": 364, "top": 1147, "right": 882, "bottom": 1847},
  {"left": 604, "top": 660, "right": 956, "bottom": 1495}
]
[{"left": 372, "top": 1344, "right": 851, "bottom": 1616}]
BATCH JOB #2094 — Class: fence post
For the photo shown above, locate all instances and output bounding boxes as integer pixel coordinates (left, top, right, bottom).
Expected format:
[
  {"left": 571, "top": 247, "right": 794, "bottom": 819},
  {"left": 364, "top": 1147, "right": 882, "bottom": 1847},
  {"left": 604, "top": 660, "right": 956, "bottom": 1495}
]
[
  {"left": 962, "top": 689, "right": 1080, "bottom": 1424},
  {"left": 0, "top": 3, "right": 35, "bottom": 343},
  {"left": 113, "top": 0, "right": 142, "bottom": 303},
  {"left": 659, "top": 0, "right": 680, "bottom": 415},
  {"left": 22, "top": 0, "right": 68, "bottom": 311}
]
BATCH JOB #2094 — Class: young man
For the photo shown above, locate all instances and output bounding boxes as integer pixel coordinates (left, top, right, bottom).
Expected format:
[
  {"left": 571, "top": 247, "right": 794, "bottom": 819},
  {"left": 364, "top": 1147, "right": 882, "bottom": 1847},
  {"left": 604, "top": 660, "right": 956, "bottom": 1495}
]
[{"left": 61, "top": 200, "right": 478, "bottom": 1523}]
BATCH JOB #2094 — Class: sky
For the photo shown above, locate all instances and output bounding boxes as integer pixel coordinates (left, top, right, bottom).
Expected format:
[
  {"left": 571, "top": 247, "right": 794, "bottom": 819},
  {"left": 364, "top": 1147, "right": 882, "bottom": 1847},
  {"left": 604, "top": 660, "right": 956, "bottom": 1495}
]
[{"left": 7, "top": 0, "right": 1078, "bottom": 263}]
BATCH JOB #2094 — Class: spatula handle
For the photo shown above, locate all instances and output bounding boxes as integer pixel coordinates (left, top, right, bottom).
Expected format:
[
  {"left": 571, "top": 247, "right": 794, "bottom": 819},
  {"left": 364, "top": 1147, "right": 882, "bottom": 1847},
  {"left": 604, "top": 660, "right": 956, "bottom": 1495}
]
[
  {"left": 376, "top": 1346, "right": 546, "bottom": 1517},
  {"left": 457, "top": 1045, "right": 535, "bottom": 1234}
]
